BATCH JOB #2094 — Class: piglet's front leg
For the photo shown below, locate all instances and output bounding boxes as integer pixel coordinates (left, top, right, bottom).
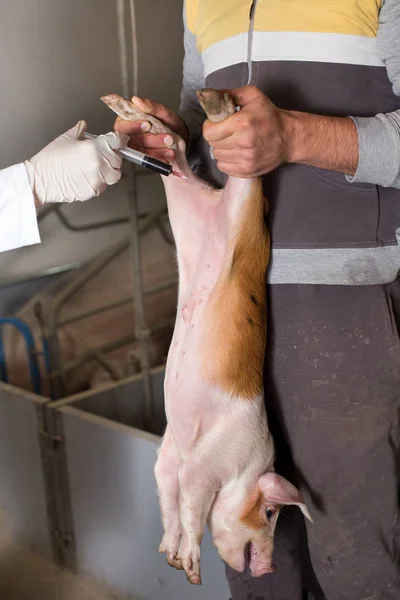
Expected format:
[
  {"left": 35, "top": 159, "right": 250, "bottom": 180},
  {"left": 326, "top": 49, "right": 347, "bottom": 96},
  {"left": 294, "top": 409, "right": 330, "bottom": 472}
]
[
  {"left": 176, "top": 459, "right": 218, "bottom": 585},
  {"left": 154, "top": 427, "right": 183, "bottom": 571},
  {"left": 156, "top": 426, "right": 219, "bottom": 585}
]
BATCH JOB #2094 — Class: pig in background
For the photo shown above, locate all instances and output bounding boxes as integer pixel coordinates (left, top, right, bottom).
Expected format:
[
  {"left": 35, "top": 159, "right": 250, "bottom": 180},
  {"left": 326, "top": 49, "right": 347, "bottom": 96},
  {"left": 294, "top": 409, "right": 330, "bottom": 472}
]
[{"left": 2, "top": 225, "right": 177, "bottom": 397}]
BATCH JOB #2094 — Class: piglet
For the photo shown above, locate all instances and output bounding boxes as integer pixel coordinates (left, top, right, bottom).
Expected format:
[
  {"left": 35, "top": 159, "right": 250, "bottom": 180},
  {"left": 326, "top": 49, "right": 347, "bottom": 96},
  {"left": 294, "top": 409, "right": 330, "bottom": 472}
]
[{"left": 102, "top": 89, "right": 312, "bottom": 585}]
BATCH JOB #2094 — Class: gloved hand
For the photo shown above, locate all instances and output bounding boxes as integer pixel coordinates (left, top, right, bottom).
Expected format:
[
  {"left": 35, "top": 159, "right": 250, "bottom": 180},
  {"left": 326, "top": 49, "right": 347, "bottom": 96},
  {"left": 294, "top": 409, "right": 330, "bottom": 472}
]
[{"left": 24, "top": 121, "right": 129, "bottom": 206}]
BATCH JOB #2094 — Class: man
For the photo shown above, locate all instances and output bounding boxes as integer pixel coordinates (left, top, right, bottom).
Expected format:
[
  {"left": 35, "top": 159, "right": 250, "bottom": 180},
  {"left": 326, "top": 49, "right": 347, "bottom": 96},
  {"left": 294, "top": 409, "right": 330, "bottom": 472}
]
[
  {"left": 0, "top": 121, "right": 127, "bottom": 253},
  {"left": 116, "top": 1, "right": 400, "bottom": 598}
]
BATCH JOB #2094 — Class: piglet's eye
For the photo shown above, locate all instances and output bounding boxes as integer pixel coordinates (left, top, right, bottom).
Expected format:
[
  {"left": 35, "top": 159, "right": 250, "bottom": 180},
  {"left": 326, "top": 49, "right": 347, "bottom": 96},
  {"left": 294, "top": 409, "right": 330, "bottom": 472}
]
[{"left": 266, "top": 508, "right": 275, "bottom": 520}]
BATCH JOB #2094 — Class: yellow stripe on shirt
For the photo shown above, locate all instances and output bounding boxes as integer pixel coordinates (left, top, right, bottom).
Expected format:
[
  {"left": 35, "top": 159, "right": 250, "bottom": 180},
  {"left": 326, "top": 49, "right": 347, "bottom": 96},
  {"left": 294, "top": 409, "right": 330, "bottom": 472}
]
[{"left": 186, "top": 0, "right": 382, "bottom": 54}]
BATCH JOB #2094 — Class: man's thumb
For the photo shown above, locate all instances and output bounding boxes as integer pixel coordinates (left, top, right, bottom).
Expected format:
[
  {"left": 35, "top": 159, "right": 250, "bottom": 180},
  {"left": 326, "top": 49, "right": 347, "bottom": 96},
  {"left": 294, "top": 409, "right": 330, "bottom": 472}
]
[{"left": 230, "top": 85, "right": 261, "bottom": 107}]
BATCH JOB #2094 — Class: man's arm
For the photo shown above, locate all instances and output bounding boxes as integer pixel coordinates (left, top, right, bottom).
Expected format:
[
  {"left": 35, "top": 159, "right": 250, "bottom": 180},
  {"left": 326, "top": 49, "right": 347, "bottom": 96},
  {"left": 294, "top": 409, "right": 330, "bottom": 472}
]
[
  {"left": 277, "top": 108, "right": 359, "bottom": 176},
  {"left": 205, "top": 0, "right": 400, "bottom": 186},
  {"left": 203, "top": 86, "right": 360, "bottom": 179},
  {"left": 347, "top": 0, "right": 400, "bottom": 187}
]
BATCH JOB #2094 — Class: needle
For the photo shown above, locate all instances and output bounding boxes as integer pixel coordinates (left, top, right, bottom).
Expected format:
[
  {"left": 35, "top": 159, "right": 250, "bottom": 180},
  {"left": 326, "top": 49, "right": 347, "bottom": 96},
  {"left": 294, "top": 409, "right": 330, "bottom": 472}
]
[{"left": 171, "top": 171, "right": 211, "bottom": 189}]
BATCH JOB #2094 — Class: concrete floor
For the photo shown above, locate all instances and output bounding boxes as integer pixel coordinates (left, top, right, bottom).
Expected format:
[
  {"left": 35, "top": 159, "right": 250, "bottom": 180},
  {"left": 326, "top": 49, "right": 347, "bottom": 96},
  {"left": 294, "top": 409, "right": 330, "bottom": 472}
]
[{"left": 0, "top": 531, "right": 128, "bottom": 600}]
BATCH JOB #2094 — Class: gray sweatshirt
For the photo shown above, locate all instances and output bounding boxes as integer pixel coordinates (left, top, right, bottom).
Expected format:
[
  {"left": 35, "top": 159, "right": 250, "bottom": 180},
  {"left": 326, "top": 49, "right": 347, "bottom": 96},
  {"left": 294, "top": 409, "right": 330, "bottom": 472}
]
[{"left": 180, "top": 0, "right": 400, "bottom": 189}]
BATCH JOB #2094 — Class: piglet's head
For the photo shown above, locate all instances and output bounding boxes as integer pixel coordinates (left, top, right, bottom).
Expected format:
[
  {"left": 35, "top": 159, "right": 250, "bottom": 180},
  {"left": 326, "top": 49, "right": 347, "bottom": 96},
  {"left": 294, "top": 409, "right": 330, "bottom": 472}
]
[{"left": 210, "top": 473, "right": 312, "bottom": 578}]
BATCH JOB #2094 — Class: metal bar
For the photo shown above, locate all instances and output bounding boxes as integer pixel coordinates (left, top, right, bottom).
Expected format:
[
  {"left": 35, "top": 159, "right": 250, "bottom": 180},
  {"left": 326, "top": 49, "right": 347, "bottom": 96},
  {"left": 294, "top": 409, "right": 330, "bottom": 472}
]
[
  {"left": 92, "top": 352, "right": 124, "bottom": 421},
  {"left": 0, "top": 318, "right": 42, "bottom": 395},
  {"left": 144, "top": 278, "right": 176, "bottom": 296},
  {"left": 129, "top": 0, "right": 139, "bottom": 99},
  {"left": 58, "top": 296, "right": 132, "bottom": 328},
  {"left": 117, "top": 0, "right": 131, "bottom": 97},
  {"left": 50, "top": 319, "right": 173, "bottom": 379},
  {"left": 53, "top": 205, "right": 129, "bottom": 232},
  {"left": 128, "top": 179, "right": 155, "bottom": 431},
  {"left": 44, "top": 406, "right": 78, "bottom": 572},
  {"left": 35, "top": 404, "right": 62, "bottom": 568},
  {"left": 92, "top": 352, "right": 120, "bottom": 381},
  {"left": 0, "top": 327, "right": 8, "bottom": 383},
  {"left": 123, "top": 0, "right": 155, "bottom": 432},
  {"left": 57, "top": 278, "right": 176, "bottom": 328},
  {"left": 34, "top": 302, "right": 55, "bottom": 400},
  {"left": 52, "top": 333, "right": 135, "bottom": 378},
  {"left": 0, "top": 262, "right": 81, "bottom": 289}
]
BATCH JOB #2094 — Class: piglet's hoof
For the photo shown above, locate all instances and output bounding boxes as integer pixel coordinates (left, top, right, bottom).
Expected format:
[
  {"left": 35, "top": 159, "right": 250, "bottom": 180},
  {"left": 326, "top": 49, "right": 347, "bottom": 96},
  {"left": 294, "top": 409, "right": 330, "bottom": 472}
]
[
  {"left": 186, "top": 572, "right": 202, "bottom": 586},
  {"left": 158, "top": 543, "right": 184, "bottom": 570},
  {"left": 167, "top": 553, "right": 184, "bottom": 571},
  {"left": 183, "top": 557, "right": 202, "bottom": 585}
]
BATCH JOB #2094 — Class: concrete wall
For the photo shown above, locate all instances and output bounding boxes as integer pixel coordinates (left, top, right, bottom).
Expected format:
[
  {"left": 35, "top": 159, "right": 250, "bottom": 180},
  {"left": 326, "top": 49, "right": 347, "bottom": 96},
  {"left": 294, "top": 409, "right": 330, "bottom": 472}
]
[{"left": 0, "top": 0, "right": 184, "bottom": 280}]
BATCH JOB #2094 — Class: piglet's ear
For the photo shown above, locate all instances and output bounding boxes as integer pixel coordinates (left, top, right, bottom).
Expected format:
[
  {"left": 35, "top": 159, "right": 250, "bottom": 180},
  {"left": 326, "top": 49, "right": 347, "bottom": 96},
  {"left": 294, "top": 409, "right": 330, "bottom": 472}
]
[{"left": 258, "top": 473, "right": 313, "bottom": 523}]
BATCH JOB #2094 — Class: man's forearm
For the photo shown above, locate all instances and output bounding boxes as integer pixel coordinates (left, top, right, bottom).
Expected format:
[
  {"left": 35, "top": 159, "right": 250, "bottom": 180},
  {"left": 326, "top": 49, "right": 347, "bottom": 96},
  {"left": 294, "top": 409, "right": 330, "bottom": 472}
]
[{"left": 282, "top": 110, "right": 359, "bottom": 176}]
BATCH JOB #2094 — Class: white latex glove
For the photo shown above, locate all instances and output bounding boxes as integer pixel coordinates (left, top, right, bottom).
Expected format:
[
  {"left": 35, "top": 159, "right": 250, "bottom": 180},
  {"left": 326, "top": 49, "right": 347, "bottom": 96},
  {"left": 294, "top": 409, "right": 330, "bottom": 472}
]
[{"left": 24, "top": 121, "right": 129, "bottom": 206}]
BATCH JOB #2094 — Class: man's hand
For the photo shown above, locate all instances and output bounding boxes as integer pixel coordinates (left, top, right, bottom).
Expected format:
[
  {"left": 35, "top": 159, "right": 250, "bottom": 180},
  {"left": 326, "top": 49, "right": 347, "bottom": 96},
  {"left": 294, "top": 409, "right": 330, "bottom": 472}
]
[
  {"left": 114, "top": 96, "right": 189, "bottom": 163},
  {"left": 203, "top": 86, "right": 289, "bottom": 178},
  {"left": 203, "top": 85, "right": 359, "bottom": 178}
]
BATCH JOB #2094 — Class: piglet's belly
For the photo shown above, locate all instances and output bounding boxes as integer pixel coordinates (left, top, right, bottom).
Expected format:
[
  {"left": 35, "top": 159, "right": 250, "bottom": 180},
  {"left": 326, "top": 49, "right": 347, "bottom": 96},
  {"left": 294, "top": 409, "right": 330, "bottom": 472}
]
[
  {"left": 164, "top": 319, "right": 207, "bottom": 405},
  {"left": 164, "top": 265, "right": 219, "bottom": 395}
]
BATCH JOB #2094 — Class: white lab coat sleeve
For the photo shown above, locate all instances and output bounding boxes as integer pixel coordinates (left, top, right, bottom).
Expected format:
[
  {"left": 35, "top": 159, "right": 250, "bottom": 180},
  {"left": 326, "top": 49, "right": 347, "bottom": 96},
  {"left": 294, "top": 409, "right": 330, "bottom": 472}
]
[{"left": 0, "top": 163, "right": 41, "bottom": 253}]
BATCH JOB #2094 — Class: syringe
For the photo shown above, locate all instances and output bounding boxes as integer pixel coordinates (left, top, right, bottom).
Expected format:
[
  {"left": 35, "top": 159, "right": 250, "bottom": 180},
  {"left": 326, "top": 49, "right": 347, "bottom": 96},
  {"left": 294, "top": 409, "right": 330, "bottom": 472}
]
[{"left": 82, "top": 131, "right": 179, "bottom": 177}]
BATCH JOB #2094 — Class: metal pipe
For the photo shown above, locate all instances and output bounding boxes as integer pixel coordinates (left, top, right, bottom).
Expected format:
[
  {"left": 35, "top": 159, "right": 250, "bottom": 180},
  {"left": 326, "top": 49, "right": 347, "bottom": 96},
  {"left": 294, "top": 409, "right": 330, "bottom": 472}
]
[
  {"left": 116, "top": 0, "right": 155, "bottom": 432},
  {"left": 51, "top": 333, "right": 135, "bottom": 378},
  {"left": 116, "top": 0, "right": 131, "bottom": 97},
  {"left": 92, "top": 352, "right": 121, "bottom": 381},
  {"left": 58, "top": 296, "right": 132, "bottom": 328},
  {"left": 50, "top": 318, "right": 173, "bottom": 379},
  {"left": 93, "top": 352, "right": 124, "bottom": 421},
  {"left": 57, "top": 278, "right": 176, "bottom": 328},
  {"left": 128, "top": 183, "right": 155, "bottom": 432},
  {"left": 0, "top": 262, "right": 81, "bottom": 289},
  {"left": 53, "top": 206, "right": 130, "bottom": 232},
  {"left": 144, "top": 278, "right": 176, "bottom": 297},
  {"left": 34, "top": 302, "right": 55, "bottom": 400},
  {"left": 0, "top": 318, "right": 42, "bottom": 395}
]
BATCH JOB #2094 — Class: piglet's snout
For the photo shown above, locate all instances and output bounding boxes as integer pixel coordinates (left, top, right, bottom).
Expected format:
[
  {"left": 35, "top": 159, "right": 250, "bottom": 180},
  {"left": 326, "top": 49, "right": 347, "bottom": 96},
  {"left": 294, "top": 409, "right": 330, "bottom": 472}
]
[
  {"left": 249, "top": 540, "right": 275, "bottom": 577},
  {"left": 250, "top": 559, "right": 275, "bottom": 577}
]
